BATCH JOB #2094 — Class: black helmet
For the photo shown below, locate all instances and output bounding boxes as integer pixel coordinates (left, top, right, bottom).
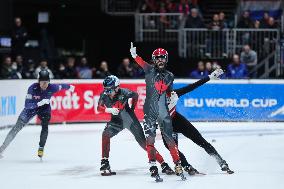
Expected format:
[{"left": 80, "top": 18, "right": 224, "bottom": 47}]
[
  {"left": 38, "top": 69, "right": 50, "bottom": 82},
  {"left": 103, "top": 75, "right": 120, "bottom": 94}
]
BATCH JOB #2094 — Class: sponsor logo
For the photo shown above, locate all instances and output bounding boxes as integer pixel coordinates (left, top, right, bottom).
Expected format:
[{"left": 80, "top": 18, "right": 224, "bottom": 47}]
[
  {"left": 184, "top": 98, "right": 277, "bottom": 108},
  {"left": 270, "top": 105, "right": 284, "bottom": 117},
  {"left": 0, "top": 96, "right": 16, "bottom": 116}
]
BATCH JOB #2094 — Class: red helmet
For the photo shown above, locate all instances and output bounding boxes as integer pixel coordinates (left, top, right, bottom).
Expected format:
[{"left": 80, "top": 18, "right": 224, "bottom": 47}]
[{"left": 152, "top": 48, "right": 168, "bottom": 63}]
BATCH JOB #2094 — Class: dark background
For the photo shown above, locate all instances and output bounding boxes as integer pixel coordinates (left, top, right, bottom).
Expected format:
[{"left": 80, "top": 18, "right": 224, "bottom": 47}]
[{"left": 0, "top": 0, "right": 190, "bottom": 76}]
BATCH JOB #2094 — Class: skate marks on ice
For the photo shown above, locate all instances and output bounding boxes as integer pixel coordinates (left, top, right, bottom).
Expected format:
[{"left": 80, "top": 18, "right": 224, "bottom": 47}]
[
  {"left": 47, "top": 166, "right": 96, "bottom": 177},
  {"left": 48, "top": 166, "right": 149, "bottom": 178}
]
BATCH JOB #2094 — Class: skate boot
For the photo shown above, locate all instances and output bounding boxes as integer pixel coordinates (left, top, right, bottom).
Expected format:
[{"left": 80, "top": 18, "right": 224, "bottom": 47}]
[
  {"left": 149, "top": 164, "right": 163, "bottom": 182},
  {"left": 161, "top": 162, "right": 174, "bottom": 175},
  {"left": 184, "top": 165, "right": 199, "bottom": 175},
  {"left": 100, "top": 158, "right": 116, "bottom": 176},
  {"left": 220, "top": 160, "right": 234, "bottom": 174},
  {"left": 175, "top": 162, "right": 186, "bottom": 180},
  {"left": 38, "top": 147, "right": 44, "bottom": 159}
]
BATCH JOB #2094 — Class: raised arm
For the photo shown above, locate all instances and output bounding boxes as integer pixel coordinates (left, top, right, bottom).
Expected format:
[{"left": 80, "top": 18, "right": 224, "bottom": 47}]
[
  {"left": 130, "top": 42, "right": 152, "bottom": 72},
  {"left": 174, "top": 77, "right": 210, "bottom": 97},
  {"left": 174, "top": 69, "right": 224, "bottom": 97}
]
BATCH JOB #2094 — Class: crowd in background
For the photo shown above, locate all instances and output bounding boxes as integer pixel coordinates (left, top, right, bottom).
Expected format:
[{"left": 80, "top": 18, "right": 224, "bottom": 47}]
[
  {"left": 0, "top": 54, "right": 145, "bottom": 80},
  {"left": 0, "top": 0, "right": 282, "bottom": 80},
  {"left": 0, "top": 17, "right": 145, "bottom": 80},
  {"left": 190, "top": 44, "right": 257, "bottom": 79}
]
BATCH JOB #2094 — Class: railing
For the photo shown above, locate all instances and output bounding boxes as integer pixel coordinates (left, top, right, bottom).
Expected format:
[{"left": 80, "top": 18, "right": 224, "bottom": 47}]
[
  {"left": 101, "top": 0, "right": 140, "bottom": 15},
  {"left": 249, "top": 52, "right": 280, "bottom": 78},
  {"left": 180, "top": 29, "right": 232, "bottom": 59},
  {"left": 180, "top": 28, "right": 279, "bottom": 58},
  {"left": 135, "top": 13, "right": 185, "bottom": 42}
]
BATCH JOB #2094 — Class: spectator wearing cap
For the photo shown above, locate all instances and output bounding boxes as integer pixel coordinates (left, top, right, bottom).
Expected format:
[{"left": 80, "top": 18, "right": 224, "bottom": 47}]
[
  {"left": 227, "top": 54, "right": 248, "bottom": 79},
  {"left": 34, "top": 59, "right": 54, "bottom": 79},
  {"left": 189, "top": 61, "right": 209, "bottom": 79}
]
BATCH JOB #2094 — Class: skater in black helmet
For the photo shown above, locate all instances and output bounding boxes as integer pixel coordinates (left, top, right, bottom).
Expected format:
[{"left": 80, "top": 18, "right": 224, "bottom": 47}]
[
  {"left": 163, "top": 68, "right": 234, "bottom": 175},
  {"left": 0, "top": 70, "right": 75, "bottom": 160},
  {"left": 98, "top": 75, "right": 174, "bottom": 177}
]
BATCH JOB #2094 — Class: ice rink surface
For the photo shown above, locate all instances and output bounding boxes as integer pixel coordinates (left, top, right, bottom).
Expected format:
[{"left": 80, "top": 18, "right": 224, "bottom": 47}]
[{"left": 1, "top": 122, "right": 284, "bottom": 189}]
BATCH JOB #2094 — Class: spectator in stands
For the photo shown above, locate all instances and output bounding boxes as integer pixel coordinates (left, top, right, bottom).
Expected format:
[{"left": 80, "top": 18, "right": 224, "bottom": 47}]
[
  {"left": 227, "top": 54, "right": 248, "bottom": 79},
  {"left": 64, "top": 57, "right": 77, "bottom": 79},
  {"left": 23, "top": 59, "right": 36, "bottom": 79},
  {"left": 240, "top": 45, "right": 257, "bottom": 78},
  {"left": 140, "top": 0, "right": 157, "bottom": 13},
  {"left": 13, "top": 55, "right": 24, "bottom": 77},
  {"left": 117, "top": 58, "right": 134, "bottom": 78},
  {"left": 212, "top": 61, "right": 222, "bottom": 70},
  {"left": 76, "top": 57, "right": 92, "bottom": 79},
  {"left": 159, "top": 3, "right": 170, "bottom": 28},
  {"left": 219, "top": 12, "right": 228, "bottom": 28},
  {"left": 237, "top": 11, "right": 253, "bottom": 45},
  {"left": 165, "top": 0, "right": 176, "bottom": 13},
  {"left": 260, "top": 12, "right": 269, "bottom": 28},
  {"left": 96, "top": 61, "right": 111, "bottom": 78},
  {"left": 177, "top": 0, "right": 191, "bottom": 16},
  {"left": 34, "top": 59, "right": 54, "bottom": 79},
  {"left": 205, "top": 61, "right": 212, "bottom": 73},
  {"left": 208, "top": 14, "right": 224, "bottom": 30},
  {"left": 0, "top": 56, "right": 21, "bottom": 79},
  {"left": 11, "top": 17, "right": 28, "bottom": 58},
  {"left": 56, "top": 63, "right": 66, "bottom": 79},
  {"left": 189, "top": 61, "right": 209, "bottom": 79},
  {"left": 254, "top": 20, "right": 260, "bottom": 29},
  {"left": 266, "top": 17, "right": 277, "bottom": 28},
  {"left": 185, "top": 8, "right": 205, "bottom": 28},
  {"left": 237, "top": 11, "right": 253, "bottom": 28}
]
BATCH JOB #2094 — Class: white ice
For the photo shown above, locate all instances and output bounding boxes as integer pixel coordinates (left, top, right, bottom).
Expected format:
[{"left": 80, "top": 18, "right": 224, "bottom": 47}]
[{"left": 1, "top": 122, "right": 284, "bottom": 189}]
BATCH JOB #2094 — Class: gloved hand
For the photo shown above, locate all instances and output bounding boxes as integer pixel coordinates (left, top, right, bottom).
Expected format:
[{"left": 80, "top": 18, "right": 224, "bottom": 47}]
[
  {"left": 209, "top": 68, "right": 224, "bottom": 80},
  {"left": 130, "top": 42, "right": 137, "bottom": 58},
  {"left": 143, "top": 121, "right": 157, "bottom": 136},
  {"left": 105, "top": 108, "right": 120, "bottom": 115},
  {"left": 37, "top": 99, "right": 50, "bottom": 107},
  {"left": 68, "top": 85, "right": 75, "bottom": 92},
  {"left": 168, "top": 91, "right": 179, "bottom": 110}
]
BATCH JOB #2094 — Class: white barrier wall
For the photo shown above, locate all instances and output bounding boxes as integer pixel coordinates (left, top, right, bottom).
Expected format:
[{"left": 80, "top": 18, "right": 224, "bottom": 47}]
[{"left": 1, "top": 79, "right": 284, "bottom": 128}]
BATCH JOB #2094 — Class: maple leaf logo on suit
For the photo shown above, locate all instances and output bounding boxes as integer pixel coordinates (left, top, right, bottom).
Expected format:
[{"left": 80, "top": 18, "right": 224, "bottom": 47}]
[{"left": 154, "top": 80, "right": 168, "bottom": 94}]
